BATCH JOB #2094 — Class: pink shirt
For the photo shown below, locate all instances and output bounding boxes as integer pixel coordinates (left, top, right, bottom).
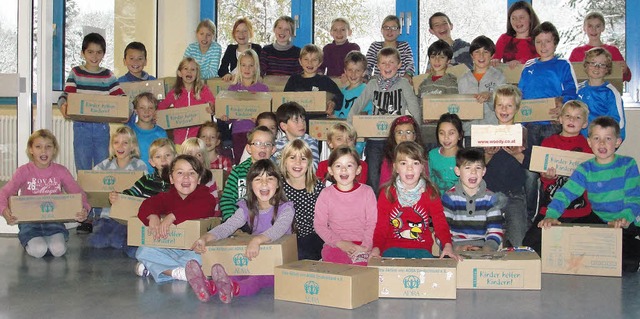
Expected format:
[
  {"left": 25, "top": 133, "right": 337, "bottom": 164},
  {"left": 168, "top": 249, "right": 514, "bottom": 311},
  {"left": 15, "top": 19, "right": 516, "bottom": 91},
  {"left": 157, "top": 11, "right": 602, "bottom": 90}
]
[
  {"left": 568, "top": 44, "right": 631, "bottom": 81},
  {"left": 158, "top": 85, "right": 215, "bottom": 144}
]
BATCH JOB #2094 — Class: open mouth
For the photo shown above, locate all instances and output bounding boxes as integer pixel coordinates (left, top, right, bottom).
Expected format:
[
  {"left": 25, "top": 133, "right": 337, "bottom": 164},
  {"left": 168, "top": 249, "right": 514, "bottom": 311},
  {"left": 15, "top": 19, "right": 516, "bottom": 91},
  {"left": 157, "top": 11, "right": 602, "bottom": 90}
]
[
  {"left": 468, "top": 177, "right": 478, "bottom": 184},
  {"left": 39, "top": 155, "right": 48, "bottom": 161},
  {"left": 258, "top": 151, "right": 267, "bottom": 158},
  {"left": 598, "top": 147, "right": 608, "bottom": 154},
  {"left": 181, "top": 182, "right": 192, "bottom": 188},
  {"left": 259, "top": 189, "right": 270, "bottom": 196},
  {"left": 339, "top": 174, "right": 350, "bottom": 180}
]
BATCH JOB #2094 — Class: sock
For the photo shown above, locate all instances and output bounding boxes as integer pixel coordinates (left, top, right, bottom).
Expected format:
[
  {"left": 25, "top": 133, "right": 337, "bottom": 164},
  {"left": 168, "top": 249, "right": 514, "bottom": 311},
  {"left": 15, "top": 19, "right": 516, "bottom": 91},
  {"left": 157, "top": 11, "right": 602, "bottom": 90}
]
[{"left": 171, "top": 267, "right": 187, "bottom": 281}]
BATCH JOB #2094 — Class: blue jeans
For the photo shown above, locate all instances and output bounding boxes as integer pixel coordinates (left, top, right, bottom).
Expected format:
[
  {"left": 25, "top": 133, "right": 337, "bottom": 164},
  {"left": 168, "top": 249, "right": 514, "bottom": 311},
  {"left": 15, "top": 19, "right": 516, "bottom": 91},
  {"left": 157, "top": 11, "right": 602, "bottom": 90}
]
[
  {"left": 524, "top": 123, "right": 560, "bottom": 220},
  {"left": 503, "top": 190, "right": 528, "bottom": 247},
  {"left": 365, "top": 139, "right": 385, "bottom": 194},
  {"left": 73, "top": 121, "right": 110, "bottom": 170},
  {"left": 18, "top": 223, "right": 68, "bottom": 246},
  {"left": 135, "top": 247, "right": 200, "bottom": 283}
]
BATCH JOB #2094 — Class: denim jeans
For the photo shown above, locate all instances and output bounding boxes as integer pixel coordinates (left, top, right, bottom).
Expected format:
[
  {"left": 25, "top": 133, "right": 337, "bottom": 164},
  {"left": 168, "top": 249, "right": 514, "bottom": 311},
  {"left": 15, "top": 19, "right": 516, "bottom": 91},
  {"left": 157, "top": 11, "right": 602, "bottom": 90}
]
[
  {"left": 524, "top": 123, "right": 560, "bottom": 221},
  {"left": 73, "top": 121, "right": 110, "bottom": 171},
  {"left": 502, "top": 191, "right": 528, "bottom": 247},
  {"left": 364, "top": 139, "right": 385, "bottom": 194},
  {"left": 135, "top": 247, "right": 201, "bottom": 283}
]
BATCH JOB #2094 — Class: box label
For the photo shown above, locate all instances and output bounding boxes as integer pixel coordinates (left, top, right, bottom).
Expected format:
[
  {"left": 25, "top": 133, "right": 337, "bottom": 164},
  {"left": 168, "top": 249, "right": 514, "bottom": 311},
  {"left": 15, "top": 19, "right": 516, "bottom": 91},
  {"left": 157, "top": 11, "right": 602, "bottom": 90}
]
[
  {"left": 470, "top": 124, "right": 523, "bottom": 147},
  {"left": 472, "top": 268, "right": 525, "bottom": 288},
  {"left": 139, "top": 227, "right": 187, "bottom": 247},
  {"left": 156, "top": 104, "right": 210, "bottom": 129},
  {"left": 529, "top": 146, "right": 595, "bottom": 176},
  {"left": 352, "top": 115, "right": 399, "bottom": 138}
]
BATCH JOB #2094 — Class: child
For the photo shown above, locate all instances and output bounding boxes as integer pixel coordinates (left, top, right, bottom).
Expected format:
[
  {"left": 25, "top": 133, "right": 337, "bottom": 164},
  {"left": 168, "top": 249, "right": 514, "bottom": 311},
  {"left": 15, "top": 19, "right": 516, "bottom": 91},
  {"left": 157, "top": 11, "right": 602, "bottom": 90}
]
[
  {"left": 135, "top": 155, "right": 218, "bottom": 282},
  {"left": 0, "top": 130, "right": 90, "bottom": 258},
  {"left": 347, "top": 47, "right": 421, "bottom": 192},
  {"left": 427, "top": 12, "right": 473, "bottom": 69},
  {"left": 127, "top": 92, "right": 168, "bottom": 174},
  {"left": 186, "top": 159, "right": 294, "bottom": 303},
  {"left": 539, "top": 116, "right": 640, "bottom": 272},
  {"left": 183, "top": 19, "right": 222, "bottom": 80},
  {"left": 280, "top": 139, "right": 325, "bottom": 260},
  {"left": 57, "top": 32, "right": 125, "bottom": 171},
  {"left": 319, "top": 17, "right": 360, "bottom": 77},
  {"left": 219, "top": 18, "right": 262, "bottom": 81},
  {"left": 220, "top": 126, "right": 276, "bottom": 221},
  {"left": 227, "top": 49, "right": 269, "bottom": 92},
  {"left": 577, "top": 47, "right": 626, "bottom": 141},
  {"left": 260, "top": 16, "right": 302, "bottom": 76},
  {"left": 442, "top": 148, "right": 505, "bottom": 252},
  {"left": 418, "top": 40, "right": 459, "bottom": 96},
  {"left": 180, "top": 137, "right": 221, "bottom": 217},
  {"left": 522, "top": 101, "right": 594, "bottom": 254},
  {"left": 198, "top": 122, "right": 232, "bottom": 172},
  {"left": 371, "top": 141, "right": 459, "bottom": 260},
  {"left": 483, "top": 84, "right": 531, "bottom": 247},
  {"left": 238, "top": 112, "right": 278, "bottom": 164},
  {"left": 272, "top": 102, "right": 320, "bottom": 168},
  {"left": 316, "top": 122, "right": 367, "bottom": 184},
  {"left": 284, "top": 44, "right": 344, "bottom": 116},
  {"left": 158, "top": 57, "right": 215, "bottom": 145},
  {"left": 429, "top": 113, "right": 463, "bottom": 194},
  {"left": 492, "top": 1, "right": 540, "bottom": 67},
  {"left": 334, "top": 51, "right": 371, "bottom": 119},
  {"left": 314, "top": 146, "right": 377, "bottom": 265},
  {"left": 380, "top": 116, "right": 426, "bottom": 190},
  {"left": 364, "top": 15, "right": 415, "bottom": 82},
  {"left": 568, "top": 12, "right": 631, "bottom": 81},
  {"left": 458, "top": 35, "right": 506, "bottom": 145},
  {"left": 118, "top": 41, "right": 156, "bottom": 82}
]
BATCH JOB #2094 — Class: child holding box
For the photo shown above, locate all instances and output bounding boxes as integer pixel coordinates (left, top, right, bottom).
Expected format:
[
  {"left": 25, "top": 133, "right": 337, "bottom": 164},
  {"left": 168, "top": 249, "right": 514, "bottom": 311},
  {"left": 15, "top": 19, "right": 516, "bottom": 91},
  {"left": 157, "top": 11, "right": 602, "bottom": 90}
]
[{"left": 127, "top": 92, "right": 168, "bottom": 174}]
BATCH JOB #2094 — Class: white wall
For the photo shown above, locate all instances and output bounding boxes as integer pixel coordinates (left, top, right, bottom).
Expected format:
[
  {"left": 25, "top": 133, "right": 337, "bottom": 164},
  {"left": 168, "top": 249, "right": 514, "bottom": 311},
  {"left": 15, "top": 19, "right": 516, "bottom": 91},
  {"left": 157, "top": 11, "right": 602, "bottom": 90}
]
[
  {"left": 616, "top": 107, "right": 640, "bottom": 160},
  {"left": 157, "top": 0, "right": 199, "bottom": 77}
]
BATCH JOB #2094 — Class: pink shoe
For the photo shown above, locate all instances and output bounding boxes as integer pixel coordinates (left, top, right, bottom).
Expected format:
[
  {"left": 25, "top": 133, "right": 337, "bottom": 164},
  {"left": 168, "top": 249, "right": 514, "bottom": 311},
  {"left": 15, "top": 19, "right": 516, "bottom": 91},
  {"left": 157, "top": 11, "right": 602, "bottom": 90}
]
[
  {"left": 210, "top": 264, "right": 236, "bottom": 304},
  {"left": 186, "top": 260, "right": 215, "bottom": 302}
]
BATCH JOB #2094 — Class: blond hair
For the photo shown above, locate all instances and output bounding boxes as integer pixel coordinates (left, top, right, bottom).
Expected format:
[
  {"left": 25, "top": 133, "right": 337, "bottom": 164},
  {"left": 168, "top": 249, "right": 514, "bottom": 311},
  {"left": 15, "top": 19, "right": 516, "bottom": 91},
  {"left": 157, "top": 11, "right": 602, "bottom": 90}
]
[
  {"left": 561, "top": 100, "right": 590, "bottom": 119},
  {"left": 109, "top": 126, "right": 140, "bottom": 160},
  {"left": 173, "top": 57, "right": 205, "bottom": 100},
  {"left": 584, "top": 47, "right": 613, "bottom": 76},
  {"left": 300, "top": 44, "right": 323, "bottom": 62},
  {"left": 331, "top": 17, "right": 352, "bottom": 31},
  {"left": 327, "top": 122, "right": 357, "bottom": 146},
  {"left": 233, "top": 49, "right": 261, "bottom": 86},
  {"left": 148, "top": 138, "right": 176, "bottom": 159},
  {"left": 493, "top": 84, "right": 523, "bottom": 111},
  {"left": 180, "top": 137, "right": 209, "bottom": 166},
  {"left": 279, "top": 139, "right": 317, "bottom": 193},
  {"left": 196, "top": 19, "right": 216, "bottom": 37},
  {"left": 26, "top": 129, "right": 59, "bottom": 162}
]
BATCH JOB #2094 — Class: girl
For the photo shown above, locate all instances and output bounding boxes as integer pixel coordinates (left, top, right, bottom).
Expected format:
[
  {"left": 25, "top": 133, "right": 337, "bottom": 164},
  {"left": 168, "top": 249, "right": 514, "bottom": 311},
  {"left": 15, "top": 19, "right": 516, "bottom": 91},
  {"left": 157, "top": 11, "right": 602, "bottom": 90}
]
[
  {"left": 198, "top": 121, "right": 232, "bottom": 172},
  {"left": 135, "top": 155, "right": 218, "bottom": 283},
  {"left": 219, "top": 18, "right": 262, "bottom": 81},
  {"left": 371, "top": 141, "right": 459, "bottom": 260},
  {"left": 158, "top": 57, "right": 215, "bottom": 145},
  {"left": 428, "top": 113, "right": 463, "bottom": 195},
  {"left": 0, "top": 129, "right": 90, "bottom": 258},
  {"left": 364, "top": 15, "right": 415, "bottom": 82},
  {"left": 379, "top": 115, "right": 426, "bottom": 190},
  {"left": 314, "top": 146, "right": 377, "bottom": 265},
  {"left": 228, "top": 49, "right": 269, "bottom": 92},
  {"left": 491, "top": 1, "right": 540, "bottom": 67},
  {"left": 183, "top": 19, "right": 222, "bottom": 80},
  {"left": 280, "top": 139, "right": 325, "bottom": 260},
  {"left": 186, "top": 159, "right": 294, "bottom": 303},
  {"left": 260, "top": 16, "right": 302, "bottom": 76},
  {"left": 180, "top": 138, "right": 221, "bottom": 217}
]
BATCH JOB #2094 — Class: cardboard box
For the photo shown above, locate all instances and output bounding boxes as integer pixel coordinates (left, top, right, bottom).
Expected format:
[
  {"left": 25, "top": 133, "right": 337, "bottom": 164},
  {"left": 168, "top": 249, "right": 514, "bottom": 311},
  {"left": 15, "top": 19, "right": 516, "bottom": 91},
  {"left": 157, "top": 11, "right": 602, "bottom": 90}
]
[
  {"left": 309, "top": 119, "right": 346, "bottom": 140},
  {"left": 270, "top": 91, "right": 330, "bottom": 113},
  {"left": 120, "top": 79, "right": 166, "bottom": 103},
  {"left": 263, "top": 75, "right": 289, "bottom": 92},
  {"left": 201, "top": 234, "right": 298, "bottom": 276},
  {"left": 10, "top": 194, "right": 82, "bottom": 223},
  {"left": 205, "top": 78, "right": 229, "bottom": 96},
  {"left": 77, "top": 170, "right": 144, "bottom": 207},
  {"left": 156, "top": 104, "right": 211, "bottom": 130},
  {"left": 515, "top": 98, "right": 558, "bottom": 122},
  {"left": 447, "top": 63, "right": 471, "bottom": 79},
  {"left": 127, "top": 216, "right": 221, "bottom": 249},
  {"left": 109, "top": 194, "right": 145, "bottom": 223},
  {"left": 66, "top": 93, "right": 130, "bottom": 123},
  {"left": 542, "top": 224, "right": 622, "bottom": 277},
  {"left": 210, "top": 169, "right": 228, "bottom": 191},
  {"left": 529, "top": 146, "right": 595, "bottom": 176},
  {"left": 214, "top": 91, "right": 272, "bottom": 119},
  {"left": 423, "top": 94, "right": 484, "bottom": 120},
  {"left": 369, "top": 258, "right": 457, "bottom": 299},
  {"left": 274, "top": 260, "right": 379, "bottom": 309},
  {"left": 470, "top": 124, "right": 523, "bottom": 147},
  {"left": 456, "top": 251, "right": 541, "bottom": 290},
  {"left": 352, "top": 115, "right": 400, "bottom": 138},
  {"left": 161, "top": 77, "right": 177, "bottom": 94},
  {"left": 572, "top": 61, "right": 624, "bottom": 91},
  {"left": 495, "top": 63, "right": 524, "bottom": 84}
]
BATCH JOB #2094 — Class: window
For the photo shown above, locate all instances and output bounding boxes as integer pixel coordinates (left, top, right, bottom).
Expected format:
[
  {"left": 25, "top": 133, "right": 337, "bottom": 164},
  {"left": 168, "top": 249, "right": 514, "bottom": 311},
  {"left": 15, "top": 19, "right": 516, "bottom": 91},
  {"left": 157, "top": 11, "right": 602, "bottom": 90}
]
[
  {"left": 0, "top": 0, "right": 18, "bottom": 74},
  {"left": 217, "top": 0, "right": 293, "bottom": 49}
]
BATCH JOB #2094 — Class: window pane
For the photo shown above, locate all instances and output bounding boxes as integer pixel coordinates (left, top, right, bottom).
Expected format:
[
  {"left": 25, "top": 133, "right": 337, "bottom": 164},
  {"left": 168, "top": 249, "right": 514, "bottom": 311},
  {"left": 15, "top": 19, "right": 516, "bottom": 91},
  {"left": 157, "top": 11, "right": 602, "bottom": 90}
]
[
  {"left": 419, "top": 0, "right": 506, "bottom": 74},
  {"left": 0, "top": 0, "right": 18, "bottom": 74},
  {"left": 217, "top": 0, "right": 293, "bottom": 49}
]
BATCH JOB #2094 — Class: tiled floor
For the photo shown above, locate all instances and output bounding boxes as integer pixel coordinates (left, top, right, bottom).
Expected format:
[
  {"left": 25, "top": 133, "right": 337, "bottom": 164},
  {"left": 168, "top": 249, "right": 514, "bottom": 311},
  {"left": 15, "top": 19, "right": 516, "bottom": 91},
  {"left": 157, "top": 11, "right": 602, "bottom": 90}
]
[{"left": 0, "top": 232, "right": 638, "bottom": 319}]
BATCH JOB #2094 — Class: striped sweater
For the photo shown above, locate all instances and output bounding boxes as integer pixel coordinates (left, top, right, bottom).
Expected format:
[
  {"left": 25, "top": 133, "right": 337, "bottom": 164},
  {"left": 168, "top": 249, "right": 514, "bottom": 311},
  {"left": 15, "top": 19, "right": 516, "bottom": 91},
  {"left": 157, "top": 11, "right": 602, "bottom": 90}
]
[
  {"left": 364, "top": 41, "right": 415, "bottom": 78},
  {"left": 58, "top": 66, "right": 125, "bottom": 105},
  {"left": 259, "top": 44, "right": 302, "bottom": 76},
  {"left": 220, "top": 158, "right": 253, "bottom": 220},
  {"left": 122, "top": 169, "right": 170, "bottom": 198},
  {"left": 183, "top": 42, "right": 222, "bottom": 79},
  {"left": 546, "top": 155, "right": 640, "bottom": 225}
]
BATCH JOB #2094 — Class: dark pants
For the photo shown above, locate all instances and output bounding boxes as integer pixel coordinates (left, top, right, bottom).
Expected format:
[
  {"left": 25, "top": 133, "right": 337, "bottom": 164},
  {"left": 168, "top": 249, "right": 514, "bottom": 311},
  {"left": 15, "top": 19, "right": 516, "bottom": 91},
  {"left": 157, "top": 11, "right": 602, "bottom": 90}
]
[
  {"left": 297, "top": 233, "right": 324, "bottom": 260},
  {"left": 523, "top": 211, "right": 603, "bottom": 256},
  {"left": 364, "top": 139, "right": 385, "bottom": 194}
]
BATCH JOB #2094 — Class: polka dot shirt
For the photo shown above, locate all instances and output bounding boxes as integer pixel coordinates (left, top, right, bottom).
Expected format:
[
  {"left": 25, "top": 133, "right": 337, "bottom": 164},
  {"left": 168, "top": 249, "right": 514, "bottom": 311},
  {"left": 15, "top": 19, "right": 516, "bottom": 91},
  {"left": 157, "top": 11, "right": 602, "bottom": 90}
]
[{"left": 283, "top": 179, "right": 324, "bottom": 238}]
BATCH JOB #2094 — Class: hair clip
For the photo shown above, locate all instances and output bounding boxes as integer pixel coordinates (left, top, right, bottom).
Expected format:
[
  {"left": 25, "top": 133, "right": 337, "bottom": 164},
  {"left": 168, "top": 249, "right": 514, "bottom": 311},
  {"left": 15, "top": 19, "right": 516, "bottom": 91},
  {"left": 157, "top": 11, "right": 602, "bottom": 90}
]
[{"left": 395, "top": 115, "right": 415, "bottom": 124}]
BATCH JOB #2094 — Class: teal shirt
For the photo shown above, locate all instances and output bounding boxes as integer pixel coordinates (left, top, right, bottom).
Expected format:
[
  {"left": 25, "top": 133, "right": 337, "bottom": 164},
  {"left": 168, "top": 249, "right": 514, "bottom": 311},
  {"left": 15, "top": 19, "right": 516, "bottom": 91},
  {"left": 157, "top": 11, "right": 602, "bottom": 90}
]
[{"left": 428, "top": 147, "right": 458, "bottom": 194}]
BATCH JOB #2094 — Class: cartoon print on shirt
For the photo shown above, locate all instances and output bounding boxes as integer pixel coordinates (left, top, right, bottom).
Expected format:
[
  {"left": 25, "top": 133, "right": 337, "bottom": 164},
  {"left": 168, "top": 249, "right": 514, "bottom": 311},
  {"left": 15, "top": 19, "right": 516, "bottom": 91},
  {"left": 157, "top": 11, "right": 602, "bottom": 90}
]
[{"left": 390, "top": 206, "right": 429, "bottom": 242}]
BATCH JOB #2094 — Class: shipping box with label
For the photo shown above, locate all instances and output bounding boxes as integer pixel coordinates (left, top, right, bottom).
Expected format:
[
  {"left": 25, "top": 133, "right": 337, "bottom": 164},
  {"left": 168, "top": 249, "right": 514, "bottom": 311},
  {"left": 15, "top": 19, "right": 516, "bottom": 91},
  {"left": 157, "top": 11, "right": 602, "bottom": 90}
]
[
  {"left": 270, "top": 91, "right": 329, "bottom": 113},
  {"left": 127, "top": 217, "right": 220, "bottom": 249},
  {"left": 542, "top": 224, "right": 622, "bottom": 277},
  {"left": 529, "top": 146, "right": 595, "bottom": 176},
  {"left": 120, "top": 80, "right": 166, "bottom": 103},
  {"left": 201, "top": 234, "right": 297, "bottom": 276},
  {"left": 309, "top": 119, "right": 346, "bottom": 141},
  {"left": 369, "top": 258, "right": 457, "bottom": 299},
  {"left": 470, "top": 124, "right": 523, "bottom": 147},
  {"left": 572, "top": 61, "right": 623, "bottom": 92},
  {"left": 66, "top": 93, "right": 130, "bottom": 123},
  {"left": 515, "top": 98, "right": 557, "bottom": 122},
  {"left": 352, "top": 115, "right": 400, "bottom": 138},
  {"left": 274, "top": 260, "right": 379, "bottom": 309},
  {"left": 423, "top": 94, "right": 484, "bottom": 120},
  {"left": 210, "top": 169, "right": 229, "bottom": 191},
  {"left": 10, "top": 194, "right": 82, "bottom": 223},
  {"left": 109, "top": 194, "right": 145, "bottom": 223},
  {"left": 214, "top": 91, "right": 272, "bottom": 119},
  {"left": 77, "top": 170, "right": 143, "bottom": 207},
  {"left": 156, "top": 104, "right": 211, "bottom": 130},
  {"left": 495, "top": 63, "right": 524, "bottom": 84},
  {"left": 456, "top": 251, "right": 541, "bottom": 290}
]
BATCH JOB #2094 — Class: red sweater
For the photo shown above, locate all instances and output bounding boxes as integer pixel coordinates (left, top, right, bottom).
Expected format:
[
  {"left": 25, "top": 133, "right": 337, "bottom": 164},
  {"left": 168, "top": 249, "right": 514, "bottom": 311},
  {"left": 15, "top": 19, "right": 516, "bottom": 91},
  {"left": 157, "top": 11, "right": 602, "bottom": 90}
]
[
  {"left": 138, "top": 184, "right": 217, "bottom": 225},
  {"left": 373, "top": 187, "right": 452, "bottom": 254}
]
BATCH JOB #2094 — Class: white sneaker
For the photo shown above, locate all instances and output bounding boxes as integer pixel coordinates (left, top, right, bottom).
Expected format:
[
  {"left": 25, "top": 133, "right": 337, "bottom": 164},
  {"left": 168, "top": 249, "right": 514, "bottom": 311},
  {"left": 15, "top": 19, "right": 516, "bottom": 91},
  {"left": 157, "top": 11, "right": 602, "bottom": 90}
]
[
  {"left": 135, "top": 262, "right": 149, "bottom": 277},
  {"left": 171, "top": 267, "right": 187, "bottom": 281}
]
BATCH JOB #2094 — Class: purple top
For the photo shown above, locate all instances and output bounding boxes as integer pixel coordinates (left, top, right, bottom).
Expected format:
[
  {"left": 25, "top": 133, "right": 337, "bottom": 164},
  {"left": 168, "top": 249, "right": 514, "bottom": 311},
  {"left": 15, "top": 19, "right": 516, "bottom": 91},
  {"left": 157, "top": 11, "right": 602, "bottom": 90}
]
[
  {"left": 227, "top": 82, "right": 270, "bottom": 93},
  {"left": 320, "top": 40, "right": 360, "bottom": 77},
  {"left": 209, "top": 200, "right": 294, "bottom": 241}
]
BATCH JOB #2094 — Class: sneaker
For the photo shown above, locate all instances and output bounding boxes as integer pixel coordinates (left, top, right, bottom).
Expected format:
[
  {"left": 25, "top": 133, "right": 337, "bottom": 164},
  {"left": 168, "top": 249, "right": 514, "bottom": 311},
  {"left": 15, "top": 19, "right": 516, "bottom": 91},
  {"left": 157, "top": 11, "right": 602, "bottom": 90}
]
[
  {"left": 76, "top": 222, "right": 93, "bottom": 234},
  {"left": 171, "top": 267, "right": 187, "bottom": 281},
  {"left": 211, "top": 264, "right": 236, "bottom": 304},
  {"left": 135, "top": 262, "right": 149, "bottom": 277},
  {"left": 186, "top": 260, "right": 215, "bottom": 302}
]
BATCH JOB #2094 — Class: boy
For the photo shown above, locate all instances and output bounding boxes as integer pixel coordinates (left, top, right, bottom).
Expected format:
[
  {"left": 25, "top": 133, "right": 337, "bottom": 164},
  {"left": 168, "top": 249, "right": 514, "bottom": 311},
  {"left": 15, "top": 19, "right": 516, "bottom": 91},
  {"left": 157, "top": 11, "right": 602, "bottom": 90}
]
[
  {"left": 219, "top": 126, "right": 276, "bottom": 221},
  {"left": 316, "top": 122, "right": 368, "bottom": 184},
  {"left": 127, "top": 93, "right": 167, "bottom": 174},
  {"left": 320, "top": 18, "right": 360, "bottom": 77},
  {"left": 568, "top": 11, "right": 631, "bottom": 81},
  {"left": 578, "top": 47, "right": 626, "bottom": 141},
  {"left": 347, "top": 47, "right": 421, "bottom": 192},
  {"left": 334, "top": 51, "right": 370, "bottom": 119},
  {"left": 539, "top": 116, "right": 640, "bottom": 272},
  {"left": 522, "top": 100, "right": 595, "bottom": 254},
  {"left": 442, "top": 148, "right": 504, "bottom": 252},
  {"left": 272, "top": 102, "right": 320, "bottom": 169},
  {"left": 428, "top": 12, "right": 473, "bottom": 69},
  {"left": 483, "top": 84, "right": 530, "bottom": 247},
  {"left": 418, "top": 40, "right": 458, "bottom": 97},
  {"left": 118, "top": 42, "right": 156, "bottom": 83},
  {"left": 284, "top": 44, "right": 344, "bottom": 116}
]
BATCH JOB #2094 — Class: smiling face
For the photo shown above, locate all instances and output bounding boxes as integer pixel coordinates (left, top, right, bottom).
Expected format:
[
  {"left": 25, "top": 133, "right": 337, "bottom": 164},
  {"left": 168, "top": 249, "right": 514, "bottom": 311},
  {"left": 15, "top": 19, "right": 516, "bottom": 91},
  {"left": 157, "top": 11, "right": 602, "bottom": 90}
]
[
  {"left": 534, "top": 32, "right": 557, "bottom": 61},
  {"left": 394, "top": 153, "right": 423, "bottom": 189},
  {"left": 251, "top": 172, "right": 279, "bottom": 208},
  {"left": 344, "top": 61, "right": 365, "bottom": 87},
  {"left": 584, "top": 18, "right": 604, "bottom": 42},
  {"left": 471, "top": 47, "right": 493, "bottom": 73},
  {"left": 246, "top": 131, "right": 276, "bottom": 161},
  {"left": 330, "top": 21, "right": 351, "bottom": 45},
  {"left": 169, "top": 159, "right": 200, "bottom": 199},
  {"left": 429, "top": 54, "right": 449, "bottom": 76},
  {"left": 149, "top": 145, "right": 175, "bottom": 169},
  {"left": 239, "top": 55, "right": 257, "bottom": 82},
  {"left": 134, "top": 96, "right": 156, "bottom": 125},
  {"left": 454, "top": 161, "right": 486, "bottom": 195},
  {"left": 381, "top": 20, "right": 401, "bottom": 42},
  {"left": 394, "top": 123, "right": 416, "bottom": 144},
  {"left": 29, "top": 137, "right": 56, "bottom": 169},
  {"left": 82, "top": 43, "right": 105, "bottom": 71},
  {"left": 559, "top": 107, "right": 588, "bottom": 137},
  {"left": 196, "top": 26, "right": 214, "bottom": 50},
  {"left": 377, "top": 55, "right": 401, "bottom": 79},
  {"left": 437, "top": 122, "right": 460, "bottom": 153},
  {"left": 233, "top": 22, "right": 250, "bottom": 45},
  {"left": 123, "top": 49, "right": 147, "bottom": 78},
  {"left": 588, "top": 125, "right": 621, "bottom": 164},
  {"left": 585, "top": 54, "right": 609, "bottom": 82},
  {"left": 429, "top": 16, "right": 452, "bottom": 41},
  {"left": 178, "top": 61, "right": 198, "bottom": 86},
  {"left": 510, "top": 9, "right": 531, "bottom": 38},
  {"left": 300, "top": 52, "right": 321, "bottom": 77},
  {"left": 328, "top": 154, "right": 362, "bottom": 191},
  {"left": 198, "top": 127, "right": 220, "bottom": 152},
  {"left": 284, "top": 151, "right": 309, "bottom": 180},
  {"left": 274, "top": 20, "right": 292, "bottom": 45},
  {"left": 112, "top": 134, "right": 134, "bottom": 161},
  {"left": 494, "top": 95, "right": 518, "bottom": 125}
]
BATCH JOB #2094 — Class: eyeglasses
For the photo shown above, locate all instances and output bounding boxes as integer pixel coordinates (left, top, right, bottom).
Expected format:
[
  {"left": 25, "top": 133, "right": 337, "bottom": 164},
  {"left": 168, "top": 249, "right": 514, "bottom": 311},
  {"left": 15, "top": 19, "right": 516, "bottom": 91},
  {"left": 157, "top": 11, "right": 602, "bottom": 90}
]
[
  {"left": 585, "top": 62, "right": 608, "bottom": 69},
  {"left": 382, "top": 26, "right": 400, "bottom": 31},
  {"left": 395, "top": 130, "right": 415, "bottom": 136},
  {"left": 250, "top": 141, "right": 274, "bottom": 148}
]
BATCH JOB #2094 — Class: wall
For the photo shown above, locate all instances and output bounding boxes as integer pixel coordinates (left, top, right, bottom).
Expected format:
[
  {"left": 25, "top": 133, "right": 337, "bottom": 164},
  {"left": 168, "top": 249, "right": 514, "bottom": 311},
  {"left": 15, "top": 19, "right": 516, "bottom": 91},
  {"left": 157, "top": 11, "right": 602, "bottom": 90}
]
[
  {"left": 616, "top": 107, "right": 640, "bottom": 160},
  {"left": 157, "top": 0, "right": 199, "bottom": 77},
  {"left": 114, "top": 0, "right": 158, "bottom": 78}
]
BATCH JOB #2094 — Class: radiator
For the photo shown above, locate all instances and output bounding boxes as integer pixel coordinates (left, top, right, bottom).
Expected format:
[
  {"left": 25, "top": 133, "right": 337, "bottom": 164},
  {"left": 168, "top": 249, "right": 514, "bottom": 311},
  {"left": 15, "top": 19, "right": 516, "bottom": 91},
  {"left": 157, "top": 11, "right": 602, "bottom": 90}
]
[{"left": 52, "top": 116, "right": 76, "bottom": 177}]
